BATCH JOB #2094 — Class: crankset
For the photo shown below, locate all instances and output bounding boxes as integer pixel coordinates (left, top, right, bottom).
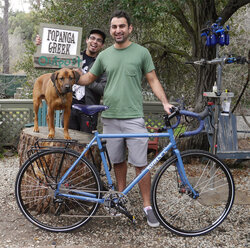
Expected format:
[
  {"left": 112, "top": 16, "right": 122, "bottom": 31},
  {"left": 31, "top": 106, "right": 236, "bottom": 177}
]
[{"left": 103, "top": 191, "right": 136, "bottom": 224}]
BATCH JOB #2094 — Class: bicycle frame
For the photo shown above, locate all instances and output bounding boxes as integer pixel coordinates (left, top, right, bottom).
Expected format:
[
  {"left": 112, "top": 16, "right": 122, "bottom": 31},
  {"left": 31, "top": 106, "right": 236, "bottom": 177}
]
[{"left": 55, "top": 127, "right": 199, "bottom": 203}]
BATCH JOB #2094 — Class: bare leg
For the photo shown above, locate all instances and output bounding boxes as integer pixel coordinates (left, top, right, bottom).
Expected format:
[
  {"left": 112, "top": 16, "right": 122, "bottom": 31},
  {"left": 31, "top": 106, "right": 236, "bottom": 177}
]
[
  {"left": 114, "top": 161, "right": 127, "bottom": 191},
  {"left": 114, "top": 163, "right": 151, "bottom": 206},
  {"left": 135, "top": 166, "right": 151, "bottom": 207}
]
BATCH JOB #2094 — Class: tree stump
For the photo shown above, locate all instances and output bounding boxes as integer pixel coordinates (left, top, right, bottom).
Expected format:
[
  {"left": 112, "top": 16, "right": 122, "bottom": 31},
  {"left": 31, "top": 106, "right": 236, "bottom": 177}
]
[{"left": 18, "top": 127, "right": 102, "bottom": 171}]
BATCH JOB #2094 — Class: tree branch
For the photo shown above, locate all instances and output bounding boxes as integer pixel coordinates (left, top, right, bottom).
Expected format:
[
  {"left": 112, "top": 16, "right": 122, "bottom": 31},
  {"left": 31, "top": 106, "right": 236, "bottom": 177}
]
[
  {"left": 219, "top": 0, "right": 250, "bottom": 24},
  {"left": 142, "top": 40, "right": 192, "bottom": 59},
  {"left": 171, "top": 6, "right": 195, "bottom": 39}
]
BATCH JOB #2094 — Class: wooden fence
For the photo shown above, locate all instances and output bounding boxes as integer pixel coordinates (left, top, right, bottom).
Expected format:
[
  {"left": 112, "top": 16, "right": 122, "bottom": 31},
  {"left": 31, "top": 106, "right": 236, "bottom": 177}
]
[{"left": 0, "top": 99, "right": 166, "bottom": 147}]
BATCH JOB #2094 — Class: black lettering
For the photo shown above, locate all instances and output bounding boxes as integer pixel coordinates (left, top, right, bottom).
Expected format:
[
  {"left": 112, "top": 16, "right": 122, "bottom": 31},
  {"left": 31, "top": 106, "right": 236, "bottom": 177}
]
[
  {"left": 52, "top": 42, "right": 57, "bottom": 53},
  {"left": 48, "top": 42, "right": 53, "bottom": 53},
  {"left": 51, "top": 30, "right": 55, "bottom": 41},
  {"left": 47, "top": 29, "right": 52, "bottom": 41},
  {"left": 67, "top": 33, "right": 71, "bottom": 43},
  {"left": 62, "top": 32, "right": 67, "bottom": 43},
  {"left": 57, "top": 43, "right": 62, "bottom": 54},
  {"left": 65, "top": 44, "right": 70, "bottom": 55},
  {"left": 55, "top": 30, "right": 59, "bottom": 41},
  {"left": 61, "top": 44, "right": 66, "bottom": 54},
  {"left": 71, "top": 33, "right": 75, "bottom": 43},
  {"left": 58, "top": 32, "right": 63, "bottom": 43}
]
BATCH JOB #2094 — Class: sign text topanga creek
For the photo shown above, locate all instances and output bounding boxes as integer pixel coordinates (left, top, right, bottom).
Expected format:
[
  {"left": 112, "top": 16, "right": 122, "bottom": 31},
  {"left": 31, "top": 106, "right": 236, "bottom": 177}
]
[{"left": 41, "top": 28, "right": 78, "bottom": 55}]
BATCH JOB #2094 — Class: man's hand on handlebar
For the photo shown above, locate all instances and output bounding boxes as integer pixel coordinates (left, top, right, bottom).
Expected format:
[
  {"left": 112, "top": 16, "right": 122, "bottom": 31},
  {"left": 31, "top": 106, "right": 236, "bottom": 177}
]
[{"left": 163, "top": 102, "right": 175, "bottom": 115}]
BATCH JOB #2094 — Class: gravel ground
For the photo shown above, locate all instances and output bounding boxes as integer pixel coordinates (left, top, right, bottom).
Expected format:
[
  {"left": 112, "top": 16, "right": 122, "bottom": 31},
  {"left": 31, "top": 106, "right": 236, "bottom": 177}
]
[{"left": 0, "top": 154, "right": 249, "bottom": 248}]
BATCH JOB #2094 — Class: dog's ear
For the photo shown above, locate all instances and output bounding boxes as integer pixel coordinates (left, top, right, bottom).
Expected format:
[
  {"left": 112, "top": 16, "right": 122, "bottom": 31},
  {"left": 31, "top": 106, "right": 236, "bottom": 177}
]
[
  {"left": 73, "top": 70, "right": 80, "bottom": 84},
  {"left": 51, "top": 71, "right": 58, "bottom": 83}
]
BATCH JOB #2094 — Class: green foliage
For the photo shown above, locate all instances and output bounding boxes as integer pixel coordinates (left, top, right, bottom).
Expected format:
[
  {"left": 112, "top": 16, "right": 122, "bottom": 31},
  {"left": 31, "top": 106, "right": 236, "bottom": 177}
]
[
  {"left": 9, "top": 0, "right": 249, "bottom": 109},
  {"left": 15, "top": 41, "right": 53, "bottom": 98},
  {"left": 8, "top": 11, "right": 40, "bottom": 40}
]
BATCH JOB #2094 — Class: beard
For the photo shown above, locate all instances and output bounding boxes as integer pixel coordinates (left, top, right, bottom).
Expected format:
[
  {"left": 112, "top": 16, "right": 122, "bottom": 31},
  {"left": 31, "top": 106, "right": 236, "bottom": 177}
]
[{"left": 113, "top": 33, "right": 129, "bottom": 44}]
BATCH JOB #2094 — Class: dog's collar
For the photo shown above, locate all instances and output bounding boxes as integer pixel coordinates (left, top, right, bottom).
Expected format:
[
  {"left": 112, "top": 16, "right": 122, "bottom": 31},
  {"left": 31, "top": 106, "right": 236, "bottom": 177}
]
[
  {"left": 52, "top": 80, "right": 65, "bottom": 97},
  {"left": 52, "top": 80, "right": 71, "bottom": 106}
]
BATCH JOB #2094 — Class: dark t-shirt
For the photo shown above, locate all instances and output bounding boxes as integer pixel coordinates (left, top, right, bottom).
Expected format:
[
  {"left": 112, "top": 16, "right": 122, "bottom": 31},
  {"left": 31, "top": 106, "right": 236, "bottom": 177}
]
[{"left": 72, "top": 52, "right": 95, "bottom": 105}]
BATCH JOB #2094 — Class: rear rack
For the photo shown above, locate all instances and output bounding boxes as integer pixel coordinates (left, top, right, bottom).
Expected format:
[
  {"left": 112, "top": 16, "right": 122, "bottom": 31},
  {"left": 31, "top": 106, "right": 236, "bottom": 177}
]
[{"left": 27, "top": 139, "right": 79, "bottom": 158}]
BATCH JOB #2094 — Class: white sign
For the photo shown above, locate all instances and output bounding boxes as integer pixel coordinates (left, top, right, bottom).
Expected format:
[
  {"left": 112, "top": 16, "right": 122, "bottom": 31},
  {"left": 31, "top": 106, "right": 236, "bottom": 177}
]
[{"left": 41, "top": 27, "right": 79, "bottom": 55}]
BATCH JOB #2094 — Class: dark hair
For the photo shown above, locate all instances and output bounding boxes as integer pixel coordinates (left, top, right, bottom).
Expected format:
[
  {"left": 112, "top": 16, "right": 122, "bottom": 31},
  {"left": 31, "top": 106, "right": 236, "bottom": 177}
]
[
  {"left": 88, "top": 28, "right": 106, "bottom": 43},
  {"left": 109, "top": 10, "right": 131, "bottom": 27}
]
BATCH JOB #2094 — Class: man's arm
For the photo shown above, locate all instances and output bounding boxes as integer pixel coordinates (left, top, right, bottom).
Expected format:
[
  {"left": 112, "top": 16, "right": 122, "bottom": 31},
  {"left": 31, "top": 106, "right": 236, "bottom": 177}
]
[
  {"left": 87, "top": 72, "right": 107, "bottom": 96},
  {"left": 75, "top": 70, "right": 98, "bottom": 86},
  {"left": 146, "top": 70, "right": 173, "bottom": 114}
]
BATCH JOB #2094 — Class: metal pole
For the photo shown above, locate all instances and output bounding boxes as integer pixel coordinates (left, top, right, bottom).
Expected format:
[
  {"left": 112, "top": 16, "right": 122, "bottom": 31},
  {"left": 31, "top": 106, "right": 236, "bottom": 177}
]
[{"left": 212, "top": 44, "right": 222, "bottom": 155}]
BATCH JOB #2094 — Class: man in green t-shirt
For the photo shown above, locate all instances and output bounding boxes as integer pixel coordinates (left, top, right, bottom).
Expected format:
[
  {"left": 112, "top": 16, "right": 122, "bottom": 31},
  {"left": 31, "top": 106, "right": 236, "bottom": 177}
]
[{"left": 76, "top": 10, "right": 173, "bottom": 227}]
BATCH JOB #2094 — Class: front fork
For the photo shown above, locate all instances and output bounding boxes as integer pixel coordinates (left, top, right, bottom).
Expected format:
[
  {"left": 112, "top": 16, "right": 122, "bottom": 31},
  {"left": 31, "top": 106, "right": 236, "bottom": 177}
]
[{"left": 174, "top": 149, "right": 199, "bottom": 199}]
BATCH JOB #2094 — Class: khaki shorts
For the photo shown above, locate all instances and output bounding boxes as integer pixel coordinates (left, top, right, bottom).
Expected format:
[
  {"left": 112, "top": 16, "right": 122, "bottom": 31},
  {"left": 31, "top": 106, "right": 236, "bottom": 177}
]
[{"left": 102, "top": 118, "right": 148, "bottom": 167}]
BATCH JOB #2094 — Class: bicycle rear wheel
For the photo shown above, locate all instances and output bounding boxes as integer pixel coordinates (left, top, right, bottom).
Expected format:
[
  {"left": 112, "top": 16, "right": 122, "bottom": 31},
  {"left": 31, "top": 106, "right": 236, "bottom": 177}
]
[
  {"left": 15, "top": 149, "right": 102, "bottom": 232},
  {"left": 151, "top": 150, "right": 235, "bottom": 236}
]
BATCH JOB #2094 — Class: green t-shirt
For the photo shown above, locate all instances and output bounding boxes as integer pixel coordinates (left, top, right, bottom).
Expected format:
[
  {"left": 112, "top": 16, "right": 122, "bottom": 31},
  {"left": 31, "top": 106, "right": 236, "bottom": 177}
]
[{"left": 90, "top": 42, "right": 155, "bottom": 118}]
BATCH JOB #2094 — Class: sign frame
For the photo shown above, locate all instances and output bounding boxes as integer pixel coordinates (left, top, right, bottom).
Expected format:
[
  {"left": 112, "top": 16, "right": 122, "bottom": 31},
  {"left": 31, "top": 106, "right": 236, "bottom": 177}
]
[{"left": 34, "top": 23, "right": 83, "bottom": 69}]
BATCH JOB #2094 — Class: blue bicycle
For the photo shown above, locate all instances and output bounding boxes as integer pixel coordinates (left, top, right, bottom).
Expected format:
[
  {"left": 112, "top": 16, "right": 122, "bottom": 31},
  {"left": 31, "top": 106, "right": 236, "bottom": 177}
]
[{"left": 15, "top": 105, "right": 235, "bottom": 236}]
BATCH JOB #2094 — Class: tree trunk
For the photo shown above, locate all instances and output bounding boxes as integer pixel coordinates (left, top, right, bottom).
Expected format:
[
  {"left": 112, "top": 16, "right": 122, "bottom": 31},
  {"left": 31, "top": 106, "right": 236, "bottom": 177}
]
[
  {"left": 195, "top": 47, "right": 217, "bottom": 111},
  {"left": 193, "top": 0, "right": 218, "bottom": 111},
  {"left": 2, "top": 0, "right": 10, "bottom": 74}
]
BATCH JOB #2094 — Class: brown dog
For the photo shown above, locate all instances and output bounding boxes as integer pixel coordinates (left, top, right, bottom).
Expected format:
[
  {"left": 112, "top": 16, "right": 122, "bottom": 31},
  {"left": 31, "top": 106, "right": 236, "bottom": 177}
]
[{"left": 33, "top": 68, "right": 80, "bottom": 139}]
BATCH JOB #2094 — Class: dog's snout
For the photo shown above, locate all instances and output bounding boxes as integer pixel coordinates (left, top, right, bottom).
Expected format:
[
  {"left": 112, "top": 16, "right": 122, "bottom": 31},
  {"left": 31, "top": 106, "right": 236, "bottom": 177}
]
[
  {"left": 61, "top": 84, "right": 72, "bottom": 93},
  {"left": 65, "top": 84, "right": 71, "bottom": 91}
]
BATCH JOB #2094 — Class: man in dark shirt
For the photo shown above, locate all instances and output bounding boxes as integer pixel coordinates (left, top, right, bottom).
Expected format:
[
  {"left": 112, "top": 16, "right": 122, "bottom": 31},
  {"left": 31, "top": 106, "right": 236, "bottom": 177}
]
[{"left": 69, "top": 29, "right": 106, "bottom": 132}]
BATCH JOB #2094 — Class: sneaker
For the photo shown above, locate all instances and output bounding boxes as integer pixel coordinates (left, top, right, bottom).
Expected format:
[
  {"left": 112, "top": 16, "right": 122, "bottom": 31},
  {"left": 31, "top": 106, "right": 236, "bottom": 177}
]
[{"left": 144, "top": 206, "right": 160, "bottom": 227}]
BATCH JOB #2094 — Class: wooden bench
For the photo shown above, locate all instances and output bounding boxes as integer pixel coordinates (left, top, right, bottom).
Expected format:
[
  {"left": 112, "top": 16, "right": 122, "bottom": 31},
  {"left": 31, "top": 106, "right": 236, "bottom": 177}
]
[
  {"left": 26, "top": 100, "right": 62, "bottom": 128},
  {"left": 204, "top": 113, "right": 250, "bottom": 160}
]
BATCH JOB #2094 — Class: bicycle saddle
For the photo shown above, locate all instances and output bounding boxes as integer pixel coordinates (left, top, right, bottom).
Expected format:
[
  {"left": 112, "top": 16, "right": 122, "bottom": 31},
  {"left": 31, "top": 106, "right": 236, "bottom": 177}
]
[{"left": 72, "top": 104, "right": 109, "bottom": 116}]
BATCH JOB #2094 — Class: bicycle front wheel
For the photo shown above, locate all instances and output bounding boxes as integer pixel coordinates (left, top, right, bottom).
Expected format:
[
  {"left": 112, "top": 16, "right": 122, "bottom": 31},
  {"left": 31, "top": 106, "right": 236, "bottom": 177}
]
[
  {"left": 151, "top": 150, "right": 235, "bottom": 237},
  {"left": 15, "top": 149, "right": 102, "bottom": 232}
]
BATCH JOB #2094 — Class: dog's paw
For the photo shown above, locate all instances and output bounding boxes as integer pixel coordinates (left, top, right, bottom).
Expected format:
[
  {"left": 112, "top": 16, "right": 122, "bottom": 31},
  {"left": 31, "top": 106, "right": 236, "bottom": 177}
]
[
  {"left": 64, "top": 135, "right": 72, "bottom": 140},
  {"left": 33, "top": 127, "right": 39, "bottom": 133},
  {"left": 64, "top": 131, "right": 71, "bottom": 140},
  {"left": 48, "top": 133, "right": 55, "bottom": 139}
]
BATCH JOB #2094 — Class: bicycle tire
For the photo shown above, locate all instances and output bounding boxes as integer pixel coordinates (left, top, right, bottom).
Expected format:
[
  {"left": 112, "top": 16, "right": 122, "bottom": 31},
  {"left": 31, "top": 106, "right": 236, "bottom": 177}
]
[
  {"left": 15, "top": 148, "right": 102, "bottom": 232},
  {"left": 151, "top": 149, "right": 235, "bottom": 237}
]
